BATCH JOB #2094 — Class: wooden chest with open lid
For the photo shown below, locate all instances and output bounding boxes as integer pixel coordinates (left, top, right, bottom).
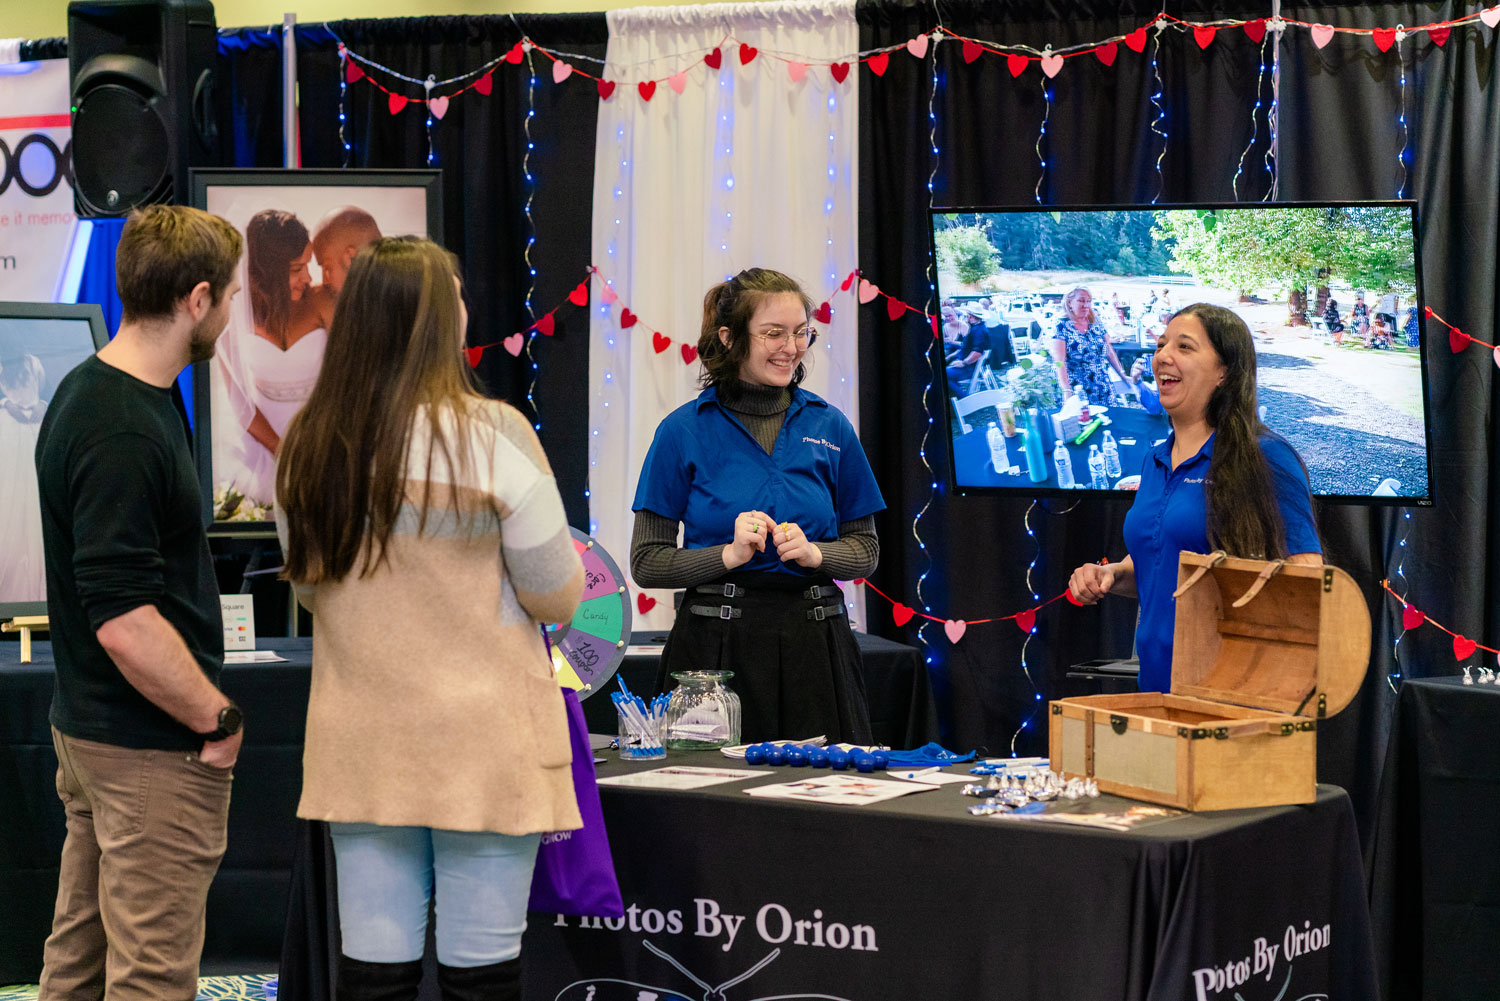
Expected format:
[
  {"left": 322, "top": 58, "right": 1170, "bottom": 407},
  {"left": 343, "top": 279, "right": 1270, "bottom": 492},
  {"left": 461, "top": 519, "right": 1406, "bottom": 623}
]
[{"left": 1048, "top": 552, "right": 1371, "bottom": 811}]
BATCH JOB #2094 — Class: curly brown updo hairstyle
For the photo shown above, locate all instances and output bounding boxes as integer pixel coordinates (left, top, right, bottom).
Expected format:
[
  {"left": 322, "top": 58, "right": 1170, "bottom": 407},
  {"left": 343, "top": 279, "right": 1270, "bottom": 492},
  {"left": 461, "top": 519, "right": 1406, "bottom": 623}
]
[{"left": 696, "top": 268, "right": 815, "bottom": 390}]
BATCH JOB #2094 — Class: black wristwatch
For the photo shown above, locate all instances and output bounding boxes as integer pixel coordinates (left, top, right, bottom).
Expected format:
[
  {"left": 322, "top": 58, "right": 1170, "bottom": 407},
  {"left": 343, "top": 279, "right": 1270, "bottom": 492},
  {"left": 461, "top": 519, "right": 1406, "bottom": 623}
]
[{"left": 196, "top": 702, "right": 243, "bottom": 743}]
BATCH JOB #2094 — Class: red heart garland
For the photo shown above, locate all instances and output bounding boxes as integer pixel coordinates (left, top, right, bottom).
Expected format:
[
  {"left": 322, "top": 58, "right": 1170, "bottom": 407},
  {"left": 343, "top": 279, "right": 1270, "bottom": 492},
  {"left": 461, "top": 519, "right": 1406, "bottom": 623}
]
[
  {"left": 814, "top": 302, "right": 832, "bottom": 324},
  {"left": 1065, "top": 589, "right": 1084, "bottom": 606},
  {"left": 652, "top": 332, "right": 670, "bottom": 354},
  {"left": 929, "top": 315, "right": 940, "bottom": 340},
  {"left": 619, "top": 308, "right": 638, "bottom": 329},
  {"left": 830, "top": 62, "right": 851, "bottom": 84},
  {"left": 1372, "top": 28, "right": 1395, "bottom": 52},
  {"left": 568, "top": 282, "right": 589, "bottom": 307},
  {"left": 840, "top": 272, "right": 855, "bottom": 292},
  {"left": 533, "top": 313, "right": 555, "bottom": 337},
  {"left": 962, "top": 39, "right": 983, "bottom": 64},
  {"left": 1449, "top": 328, "right": 1472, "bottom": 353},
  {"left": 505, "top": 42, "right": 524, "bottom": 65},
  {"left": 680, "top": 344, "right": 699, "bottom": 365},
  {"left": 1095, "top": 42, "right": 1118, "bottom": 67},
  {"left": 1006, "top": 53, "right": 1028, "bottom": 77},
  {"left": 1424, "top": 306, "right": 1434, "bottom": 317},
  {"left": 892, "top": 603, "right": 915, "bottom": 627},
  {"left": 388, "top": 93, "right": 408, "bottom": 115},
  {"left": 1428, "top": 26, "right": 1451, "bottom": 47},
  {"left": 704, "top": 48, "right": 723, "bottom": 70},
  {"left": 636, "top": 593, "right": 657, "bottom": 614},
  {"left": 473, "top": 71, "right": 493, "bottom": 96},
  {"left": 1244, "top": 19, "right": 1267, "bottom": 43},
  {"left": 868, "top": 52, "right": 890, "bottom": 76},
  {"left": 1015, "top": 609, "right": 1036, "bottom": 634},
  {"left": 739, "top": 43, "right": 758, "bottom": 65},
  {"left": 464, "top": 346, "right": 484, "bottom": 368},
  {"left": 1402, "top": 605, "right": 1425, "bottom": 630},
  {"left": 637, "top": 81, "right": 656, "bottom": 102},
  {"left": 1453, "top": 634, "right": 1478, "bottom": 661},
  {"left": 596, "top": 79, "right": 616, "bottom": 101},
  {"left": 1125, "top": 28, "right": 1148, "bottom": 53},
  {"left": 886, "top": 297, "right": 907, "bottom": 321},
  {"left": 1194, "top": 26, "right": 1217, "bottom": 49},
  {"left": 345, "top": 60, "right": 365, "bottom": 84}
]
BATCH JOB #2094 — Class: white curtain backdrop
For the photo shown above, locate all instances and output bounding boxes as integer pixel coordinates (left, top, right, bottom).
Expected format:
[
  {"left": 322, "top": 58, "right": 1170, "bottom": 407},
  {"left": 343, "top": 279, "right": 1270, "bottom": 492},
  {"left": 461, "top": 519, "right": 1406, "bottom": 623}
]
[{"left": 588, "top": 0, "right": 862, "bottom": 632}]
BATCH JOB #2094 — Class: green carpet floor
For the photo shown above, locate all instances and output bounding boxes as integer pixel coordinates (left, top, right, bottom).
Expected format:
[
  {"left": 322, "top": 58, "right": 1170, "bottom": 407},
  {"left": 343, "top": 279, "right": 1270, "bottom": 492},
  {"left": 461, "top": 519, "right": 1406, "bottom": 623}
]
[{"left": 0, "top": 974, "right": 277, "bottom": 1000}]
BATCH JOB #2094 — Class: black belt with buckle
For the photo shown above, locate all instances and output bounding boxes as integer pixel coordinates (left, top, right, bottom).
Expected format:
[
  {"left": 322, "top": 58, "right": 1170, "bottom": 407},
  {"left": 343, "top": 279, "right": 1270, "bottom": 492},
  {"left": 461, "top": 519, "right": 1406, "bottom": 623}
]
[{"left": 690, "top": 583, "right": 841, "bottom": 600}]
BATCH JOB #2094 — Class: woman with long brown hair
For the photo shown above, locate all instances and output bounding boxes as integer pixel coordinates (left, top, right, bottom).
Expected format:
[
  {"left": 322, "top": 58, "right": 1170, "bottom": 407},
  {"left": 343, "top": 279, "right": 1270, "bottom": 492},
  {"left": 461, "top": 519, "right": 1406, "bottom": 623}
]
[
  {"left": 275, "top": 237, "right": 583, "bottom": 1001},
  {"left": 1067, "top": 304, "right": 1321, "bottom": 693}
]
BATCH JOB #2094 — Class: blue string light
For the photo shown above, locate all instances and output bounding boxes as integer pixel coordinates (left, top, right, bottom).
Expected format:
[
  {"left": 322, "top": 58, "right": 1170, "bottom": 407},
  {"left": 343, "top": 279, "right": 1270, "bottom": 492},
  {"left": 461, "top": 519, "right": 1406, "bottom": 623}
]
[
  {"left": 1395, "top": 30, "right": 1409, "bottom": 198},
  {"left": 521, "top": 49, "right": 541, "bottom": 430},
  {"left": 1011, "top": 500, "right": 1042, "bottom": 756},
  {"left": 1388, "top": 32, "right": 1412, "bottom": 691},
  {"left": 338, "top": 45, "right": 352, "bottom": 167},
  {"left": 1264, "top": 19, "right": 1281, "bottom": 200},
  {"left": 423, "top": 75, "right": 437, "bottom": 167},
  {"left": 913, "top": 33, "right": 943, "bottom": 667},
  {"left": 1233, "top": 35, "right": 1270, "bottom": 201},
  {"left": 1034, "top": 75, "right": 1050, "bottom": 204},
  {"left": 1149, "top": 25, "right": 1167, "bottom": 203}
]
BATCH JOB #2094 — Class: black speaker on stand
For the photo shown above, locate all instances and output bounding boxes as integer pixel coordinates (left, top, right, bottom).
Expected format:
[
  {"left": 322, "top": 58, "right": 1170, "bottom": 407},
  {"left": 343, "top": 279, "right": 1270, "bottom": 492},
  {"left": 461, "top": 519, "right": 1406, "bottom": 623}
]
[{"left": 67, "top": 0, "right": 220, "bottom": 217}]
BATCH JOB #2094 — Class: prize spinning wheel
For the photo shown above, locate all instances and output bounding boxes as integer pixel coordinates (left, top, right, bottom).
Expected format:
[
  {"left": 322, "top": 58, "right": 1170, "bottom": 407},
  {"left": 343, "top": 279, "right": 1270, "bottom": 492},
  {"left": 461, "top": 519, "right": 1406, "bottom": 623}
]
[{"left": 547, "top": 528, "right": 631, "bottom": 699}]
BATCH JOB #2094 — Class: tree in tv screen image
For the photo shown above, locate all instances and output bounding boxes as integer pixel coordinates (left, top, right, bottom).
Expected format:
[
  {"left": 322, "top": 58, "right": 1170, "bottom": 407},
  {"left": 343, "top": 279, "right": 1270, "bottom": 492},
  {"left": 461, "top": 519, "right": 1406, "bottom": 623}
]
[{"left": 932, "top": 203, "right": 1430, "bottom": 502}]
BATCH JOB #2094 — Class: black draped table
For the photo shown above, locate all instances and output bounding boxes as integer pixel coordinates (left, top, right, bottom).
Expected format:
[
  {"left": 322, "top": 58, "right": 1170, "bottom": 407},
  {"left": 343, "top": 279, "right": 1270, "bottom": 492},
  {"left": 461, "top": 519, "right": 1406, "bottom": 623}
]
[
  {"left": 279, "top": 751, "right": 1377, "bottom": 1001},
  {"left": 1369, "top": 675, "right": 1500, "bottom": 999}
]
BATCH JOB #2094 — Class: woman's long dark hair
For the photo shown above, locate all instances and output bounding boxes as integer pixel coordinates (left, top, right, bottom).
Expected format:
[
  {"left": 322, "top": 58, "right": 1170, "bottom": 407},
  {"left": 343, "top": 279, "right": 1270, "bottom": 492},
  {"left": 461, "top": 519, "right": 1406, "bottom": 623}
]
[
  {"left": 1177, "top": 303, "right": 1315, "bottom": 559},
  {"left": 246, "top": 209, "right": 309, "bottom": 339},
  {"left": 277, "top": 237, "right": 484, "bottom": 584},
  {"left": 696, "top": 268, "right": 815, "bottom": 391}
]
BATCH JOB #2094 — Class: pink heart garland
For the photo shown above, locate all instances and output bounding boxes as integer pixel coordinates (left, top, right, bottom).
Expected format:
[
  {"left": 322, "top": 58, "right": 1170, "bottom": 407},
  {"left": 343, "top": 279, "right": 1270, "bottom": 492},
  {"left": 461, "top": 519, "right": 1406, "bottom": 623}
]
[
  {"left": 892, "top": 603, "right": 915, "bottom": 627},
  {"left": 388, "top": 93, "right": 408, "bottom": 115},
  {"left": 907, "top": 33, "right": 930, "bottom": 59},
  {"left": 596, "top": 79, "right": 616, "bottom": 101},
  {"left": 345, "top": 60, "right": 365, "bottom": 84},
  {"left": 1311, "top": 25, "right": 1336, "bottom": 49},
  {"left": 813, "top": 302, "right": 832, "bottom": 324},
  {"left": 944, "top": 619, "right": 967, "bottom": 644},
  {"left": 1095, "top": 42, "right": 1118, "bottom": 66},
  {"left": 428, "top": 95, "right": 450, "bottom": 120},
  {"left": 830, "top": 62, "right": 850, "bottom": 83},
  {"left": 680, "top": 344, "right": 698, "bottom": 365},
  {"left": 568, "top": 282, "right": 589, "bottom": 307},
  {"left": 637, "top": 593, "right": 657, "bottom": 614},
  {"left": 667, "top": 72, "right": 687, "bottom": 94},
  {"left": 739, "top": 43, "right": 758, "bottom": 65},
  {"left": 1449, "top": 328, "right": 1472, "bottom": 353},
  {"left": 704, "top": 48, "right": 723, "bottom": 70},
  {"left": 963, "top": 39, "right": 983, "bottom": 63},
  {"left": 1454, "top": 634, "right": 1478, "bottom": 661},
  {"left": 1483, "top": 7, "right": 1500, "bottom": 29},
  {"left": 1194, "top": 25, "right": 1217, "bottom": 49},
  {"left": 1428, "top": 26, "right": 1451, "bottom": 47},
  {"left": 464, "top": 346, "right": 484, "bottom": 368},
  {"left": 1040, "top": 53, "right": 1064, "bottom": 78},
  {"left": 533, "top": 313, "right": 555, "bottom": 337},
  {"left": 1402, "top": 605, "right": 1425, "bottom": 630},
  {"left": 868, "top": 52, "right": 890, "bottom": 76},
  {"left": 1125, "top": 28, "right": 1148, "bottom": 53},
  {"left": 787, "top": 61, "right": 808, "bottom": 83},
  {"left": 886, "top": 297, "right": 907, "bottom": 322},
  {"left": 474, "top": 72, "right": 493, "bottom": 96},
  {"left": 1372, "top": 28, "right": 1395, "bottom": 52},
  {"left": 502, "top": 333, "right": 524, "bottom": 357},
  {"left": 600, "top": 285, "right": 619, "bottom": 305},
  {"left": 1493, "top": 345, "right": 1500, "bottom": 370},
  {"left": 553, "top": 60, "right": 573, "bottom": 84},
  {"left": 857, "top": 279, "right": 879, "bottom": 304},
  {"left": 637, "top": 81, "right": 656, "bottom": 102},
  {"left": 505, "top": 42, "right": 524, "bottom": 65},
  {"left": 652, "top": 332, "right": 670, "bottom": 354},
  {"left": 1015, "top": 609, "right": 1036, "bottom": 634},
  {"left": 1244, "top": 19, "right": 1267, "bottom": 43},
  {"left": 619, "top": 308, "right": 638, "bottom": 329},
  {"left": 1006, "top": 53, "right": 1028, "bottom": 77}
]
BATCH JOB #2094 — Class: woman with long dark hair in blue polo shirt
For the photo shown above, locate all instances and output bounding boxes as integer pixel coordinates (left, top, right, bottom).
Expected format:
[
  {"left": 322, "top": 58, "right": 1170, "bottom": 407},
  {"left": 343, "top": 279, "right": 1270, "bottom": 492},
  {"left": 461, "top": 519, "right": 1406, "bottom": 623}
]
[
  {"left": 1067, "top": 304, "right": 1322, "bottom": 693},
  {"left": 631, "top": 268, "right": 885, "bottom": 743}
]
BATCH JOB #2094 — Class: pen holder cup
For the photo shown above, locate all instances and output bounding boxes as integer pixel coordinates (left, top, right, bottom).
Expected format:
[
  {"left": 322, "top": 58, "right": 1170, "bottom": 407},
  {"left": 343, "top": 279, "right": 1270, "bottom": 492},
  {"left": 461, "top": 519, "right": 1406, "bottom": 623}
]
[{"left": 618, "top": 710, "right": 666, "bottom": 760}]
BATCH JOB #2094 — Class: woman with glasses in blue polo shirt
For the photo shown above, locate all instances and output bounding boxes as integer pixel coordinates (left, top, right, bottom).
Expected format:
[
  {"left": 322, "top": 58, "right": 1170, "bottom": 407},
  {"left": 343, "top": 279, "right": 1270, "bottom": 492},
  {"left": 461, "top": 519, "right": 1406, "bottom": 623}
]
[
  {"left": 1067, "top": 304, "right": 1321, "bottom": 693},
  {"left": 631, "top": 268, "right": 885, "bottom": 743}
]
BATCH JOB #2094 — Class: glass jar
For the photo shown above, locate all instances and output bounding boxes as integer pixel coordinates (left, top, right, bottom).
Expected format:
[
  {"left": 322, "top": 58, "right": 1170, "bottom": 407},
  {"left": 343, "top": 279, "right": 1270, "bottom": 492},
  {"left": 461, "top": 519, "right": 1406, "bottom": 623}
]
[{"left": 663, "top": 671, "right": 742, "bottom": 750}]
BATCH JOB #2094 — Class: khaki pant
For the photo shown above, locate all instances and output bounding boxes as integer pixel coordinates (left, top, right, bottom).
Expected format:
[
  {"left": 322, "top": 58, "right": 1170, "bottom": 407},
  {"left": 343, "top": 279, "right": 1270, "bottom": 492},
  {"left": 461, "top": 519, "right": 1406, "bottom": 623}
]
[{"left": 40, "top": 728, "right": 232, "bottom": 1001}]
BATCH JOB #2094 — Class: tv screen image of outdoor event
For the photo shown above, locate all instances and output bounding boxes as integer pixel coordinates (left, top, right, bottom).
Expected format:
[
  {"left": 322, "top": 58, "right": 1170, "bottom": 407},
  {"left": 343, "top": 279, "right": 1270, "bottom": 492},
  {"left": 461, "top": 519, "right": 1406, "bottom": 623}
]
[{"left": 931, "top": 203, "right": 1432, "bottom": 503}]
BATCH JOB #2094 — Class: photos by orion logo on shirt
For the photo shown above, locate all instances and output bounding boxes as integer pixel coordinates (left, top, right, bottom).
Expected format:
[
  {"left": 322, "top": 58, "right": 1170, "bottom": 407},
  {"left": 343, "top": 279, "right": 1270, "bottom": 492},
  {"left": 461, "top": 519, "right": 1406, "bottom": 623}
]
[
  {"left": 1190, "top": 919, "right": 1332, "bottom": 1001},
  {"left": 802, "top": 436, "right": 841, "bottom": 452}
]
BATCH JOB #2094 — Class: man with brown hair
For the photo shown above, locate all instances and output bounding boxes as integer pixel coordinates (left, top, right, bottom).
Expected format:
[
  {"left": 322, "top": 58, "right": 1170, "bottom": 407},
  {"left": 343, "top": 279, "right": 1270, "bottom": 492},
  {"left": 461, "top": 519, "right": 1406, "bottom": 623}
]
[
  {"left": 311, "top": 205, "right": 382, "bottom": 295},
  {"left": 34, "top": 204, "right": 244, "bottom": 1001}
]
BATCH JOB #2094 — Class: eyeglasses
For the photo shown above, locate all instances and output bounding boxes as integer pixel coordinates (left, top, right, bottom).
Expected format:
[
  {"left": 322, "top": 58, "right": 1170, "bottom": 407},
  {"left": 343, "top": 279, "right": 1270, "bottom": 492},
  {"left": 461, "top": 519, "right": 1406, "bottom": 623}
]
[{"left": 751, "top": 327, "right": 818, "bottom": 348}]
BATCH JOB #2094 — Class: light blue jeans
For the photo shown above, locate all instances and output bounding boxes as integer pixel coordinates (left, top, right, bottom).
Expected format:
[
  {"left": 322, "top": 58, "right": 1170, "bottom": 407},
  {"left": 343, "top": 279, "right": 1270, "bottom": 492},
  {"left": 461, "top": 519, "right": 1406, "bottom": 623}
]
[{"left": 330, "top": 822, "right": 541, "bottom": 967}]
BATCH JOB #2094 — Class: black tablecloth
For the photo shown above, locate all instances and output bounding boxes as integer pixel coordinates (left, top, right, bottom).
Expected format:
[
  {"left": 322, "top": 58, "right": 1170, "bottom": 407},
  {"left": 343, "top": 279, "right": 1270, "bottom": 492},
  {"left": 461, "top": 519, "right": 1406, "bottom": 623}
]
[
  {"left": 1369, "top": 676, "right": 1500, "bottom": 999},
  {"left": 279, "top": 752, "right": 1377, "bottom": 1001},
  {"left": 952, "top": 404, "right": 1169, "bottom": 489}
]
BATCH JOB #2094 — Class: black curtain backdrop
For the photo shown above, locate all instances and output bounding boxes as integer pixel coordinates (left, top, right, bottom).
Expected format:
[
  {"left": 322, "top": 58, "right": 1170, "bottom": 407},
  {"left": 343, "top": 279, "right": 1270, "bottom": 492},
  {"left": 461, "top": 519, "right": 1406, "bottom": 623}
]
[{"left": 855, "top": 0, "right": 1497, "bottom": 872}]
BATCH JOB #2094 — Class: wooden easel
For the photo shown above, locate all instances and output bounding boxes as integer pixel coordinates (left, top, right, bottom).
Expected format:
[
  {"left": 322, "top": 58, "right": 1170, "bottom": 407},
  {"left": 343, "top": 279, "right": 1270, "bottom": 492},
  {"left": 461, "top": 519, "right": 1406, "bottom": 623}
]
[{"left": 2, "top": 616, "right": 48, "bottom": 663}]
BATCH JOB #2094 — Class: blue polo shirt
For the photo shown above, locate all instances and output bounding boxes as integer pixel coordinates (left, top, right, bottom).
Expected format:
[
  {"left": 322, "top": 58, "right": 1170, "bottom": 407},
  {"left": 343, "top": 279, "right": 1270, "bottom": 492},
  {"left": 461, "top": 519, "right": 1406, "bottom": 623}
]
[
  {"left": 1122, "top": 432, "right": 1320, "bottom": 693},
  {"left": 632, "top": 386, "right": 885, "bottom": 575}
]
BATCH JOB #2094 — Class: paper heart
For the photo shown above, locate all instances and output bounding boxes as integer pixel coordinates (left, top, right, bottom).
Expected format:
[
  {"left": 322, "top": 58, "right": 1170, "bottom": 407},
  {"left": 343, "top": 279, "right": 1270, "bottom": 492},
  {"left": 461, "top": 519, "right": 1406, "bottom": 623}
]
[
  {"left": 830, "top": 62, "right": 851, "bottom": 83},
  {"left": 704, "top": 48, "right": 723, "bottom": 70},
  {"left": 929, "top": 315, "right": 940, "bottom": 340},
  {"left": 868, "top": 52, "right": 890, "bottom": 76},
  {"left": 886, "top": 297, "right": 907, "bottom": 322},
  {"left": 666, "top": 71, "right": 687, "bottom": 94},
  {"left": 1449, "top": 328, "right": 1471, "bottom": 353},
  {"left": 1125, "top": 28, "right": 1148, "bottom": 53},
  {"left": 619, "top": 308, "right": 638, "bottom": 329},
  {"left": 1015, "top": 608, "right": 1037, "bottom": 634},
  {"left": 680, "top": 344, "right": 698, "bottom": 365},
  {"left": 963, "top": 39, "right": 984, "bottom": 64},
  {"left": 813, "top": 302, "right": 832, "bottom": 324},
  {"left": 1194, "top": 25, "right": 1217, "bottom": 49},
  {"left": 428, "top": 95, "right": 449, "bottom": 120},
  {"left": 1310, "top": 25, "right": 1336, "bottom": 49},
  {"left": 502, "top": 333, "right": 524, "bottom": 356},
  {"left": 1040, "top": 53, "right": 1064, "bottom": 78},
  {"left": 892, "top": 603, "right": 915, "bottom": 627},
  {"left": 907, "top": 34, "right": 930, "bottom": 59},
  {"left": 1065, "top": 589, "right": 1084, "bottom": 606},
  {"left": 1428, "top": 25, "right": 1451, "bottom": 46},
  {"left": 840, "top": 272, "right": 856, "bottom": 291},
  {"left": 857, "top": 279, "right": 879, "bottom": 304},
  {"left": 533, "top": 313, "right": 555, "bottom": 337},
  {"left": 505, "top": 42, "right": 525, "bottom": 64},
  {"left": 1453, "top": 634, "right": 1478, "bottom": 661},
  {"left": 474, "top": 71, "right": 493, "bottom": 96},
  {"left": 739, "top": 43, "right": 758, "bottom": 65},
  {"left": 944, "top": 619, "right": 967, "bottom": 644},
  {"left": 553, "top": 60, "right": 573, "bottom": 84},
  {"left": 652, "top": 331, "right": 670, "bottom": 354},
  {"left": 600, "top": 285, "right": 619, "bottom": 305},
  {"left": 1006, "top": 53, "right": 1028, "bottom": 77},
  {"left": 636, "top": 593, "right": 657, "bottom": 614},
  {"left": 787, "top": 61, "right": 808, "bottom": 83},
  {"left": 596, "top": 79, "right": 616, "bottom": 101},
  {"left": 464, "top": 346, "right": 484, "bottom": 368},
  {"left": 1372, "top": 28, "right": 1395, "bottom": 52},
  {"left": 637, "top": 80, "right": 656, "bottom": 102},
  {"left": 387, "top": 93, "right": 408, "bottom": 115},
  {"left": 1493, "top": 344, "right": 1500, "bottom": 371},
  {"left": 345, "top": 60, "right": 365, "bottom": 84},
  {"left": 1483, "top": 6, "right": 1500, "bottom": 30},
  {"left": 568, "top": 282, "right": 589, "bottom": 307},
  {"left": 1095, "top": 42, "right": 1118, "bottom": 66},
  {"left": 1402, "top": 605, "right": 1425, "bottom": 630},
  {"left": 1244, "top": 19, "right": 1267, "bottom": 43}
]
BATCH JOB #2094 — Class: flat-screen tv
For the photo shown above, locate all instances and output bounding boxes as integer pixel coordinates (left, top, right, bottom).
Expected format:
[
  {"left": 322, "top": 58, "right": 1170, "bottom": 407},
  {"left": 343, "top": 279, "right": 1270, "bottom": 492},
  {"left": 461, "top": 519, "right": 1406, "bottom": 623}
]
[
  {"left": 930, "top": 202, "right": 1433, "bottom": 505},
  {"left": 0, "top": 302, "right": 110, "bottom": 619}
]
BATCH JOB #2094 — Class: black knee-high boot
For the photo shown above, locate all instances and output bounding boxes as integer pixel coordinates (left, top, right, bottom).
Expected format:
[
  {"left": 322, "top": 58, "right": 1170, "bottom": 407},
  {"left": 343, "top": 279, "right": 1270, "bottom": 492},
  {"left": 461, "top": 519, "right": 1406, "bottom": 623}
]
[
  {"left": 436, "top": 957, "right": 521, "bottom": 1001},
  {"left": 336, "top": 956, "right": 425, "bottom": 1001}
]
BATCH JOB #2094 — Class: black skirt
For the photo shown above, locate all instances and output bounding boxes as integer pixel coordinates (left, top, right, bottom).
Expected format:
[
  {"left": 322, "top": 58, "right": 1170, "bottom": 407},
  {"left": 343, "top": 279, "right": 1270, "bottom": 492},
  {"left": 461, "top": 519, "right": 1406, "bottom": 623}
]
[{"left": 657, "top": 572, "right": 874, "bottom": 745}]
